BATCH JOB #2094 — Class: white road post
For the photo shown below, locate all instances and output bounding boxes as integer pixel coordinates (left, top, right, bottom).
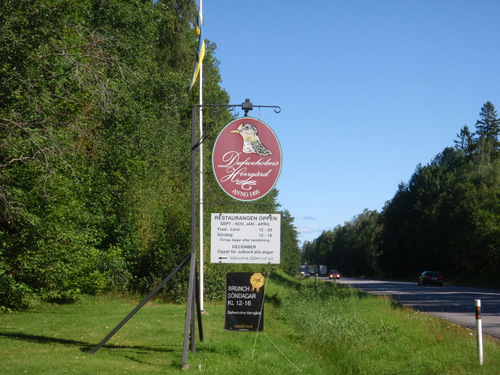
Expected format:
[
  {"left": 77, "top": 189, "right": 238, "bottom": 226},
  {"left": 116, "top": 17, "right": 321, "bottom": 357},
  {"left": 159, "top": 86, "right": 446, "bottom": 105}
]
[{"left": 475, "top": 299, "right": 483, "bottom": 365}]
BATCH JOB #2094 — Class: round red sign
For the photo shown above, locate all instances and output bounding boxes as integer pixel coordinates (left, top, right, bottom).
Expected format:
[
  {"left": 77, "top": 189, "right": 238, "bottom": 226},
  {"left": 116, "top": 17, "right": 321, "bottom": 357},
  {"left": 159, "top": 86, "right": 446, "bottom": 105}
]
[{"left": 212, "top": 117, "right": 282, "bottom": 201}]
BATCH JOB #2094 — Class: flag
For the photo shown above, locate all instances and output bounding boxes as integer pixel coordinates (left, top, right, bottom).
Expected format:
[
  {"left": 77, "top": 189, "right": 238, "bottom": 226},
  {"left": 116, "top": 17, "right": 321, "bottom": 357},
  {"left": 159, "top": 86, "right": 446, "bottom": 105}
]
[{"left": 189, "top": 7, "right": 205, "bottom": 90}]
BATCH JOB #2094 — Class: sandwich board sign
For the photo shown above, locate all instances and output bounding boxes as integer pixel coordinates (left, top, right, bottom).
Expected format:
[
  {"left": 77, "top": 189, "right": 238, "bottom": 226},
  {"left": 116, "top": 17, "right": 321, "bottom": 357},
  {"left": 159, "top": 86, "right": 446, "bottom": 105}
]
[
  {"left": 212, "top": 117, "right": 282, "bottom": 201},
  {"left": 225, "top": 272, "right": 265, "bottom": 331}
]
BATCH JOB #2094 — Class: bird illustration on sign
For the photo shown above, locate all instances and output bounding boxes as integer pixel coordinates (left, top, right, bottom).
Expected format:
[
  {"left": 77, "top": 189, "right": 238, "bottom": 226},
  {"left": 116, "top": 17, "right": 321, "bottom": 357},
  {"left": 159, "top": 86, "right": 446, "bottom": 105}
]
[{"left": 230, "top": 123, "right": 272, "bottom": 156}]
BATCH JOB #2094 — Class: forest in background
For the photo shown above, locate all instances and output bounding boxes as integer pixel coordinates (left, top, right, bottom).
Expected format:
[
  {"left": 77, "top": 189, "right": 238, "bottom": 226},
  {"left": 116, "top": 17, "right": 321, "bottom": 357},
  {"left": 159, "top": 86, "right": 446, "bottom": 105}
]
[
  {"left": 0, "top": 0, "right": 301, "bottom": 310},
  {"left": 303, "top": 101, "right": 500, "bottom": 285}
]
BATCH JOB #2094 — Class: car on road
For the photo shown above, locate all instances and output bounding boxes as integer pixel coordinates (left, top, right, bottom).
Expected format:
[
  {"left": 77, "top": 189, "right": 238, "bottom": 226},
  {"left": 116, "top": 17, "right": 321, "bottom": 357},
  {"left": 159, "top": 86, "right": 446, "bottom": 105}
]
[
  {"left": 418, "top": 271, "right": 443, "bottom": 286},
  {"left": 329, "top": 270, "right": 341, "bottom": 280}
]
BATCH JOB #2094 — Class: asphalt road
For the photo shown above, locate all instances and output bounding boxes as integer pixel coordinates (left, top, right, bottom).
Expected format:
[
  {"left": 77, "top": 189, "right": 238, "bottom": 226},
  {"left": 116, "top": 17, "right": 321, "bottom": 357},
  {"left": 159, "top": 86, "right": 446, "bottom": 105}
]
[{"left": 330, "top": 277, "right": 500, "bottom": 339}]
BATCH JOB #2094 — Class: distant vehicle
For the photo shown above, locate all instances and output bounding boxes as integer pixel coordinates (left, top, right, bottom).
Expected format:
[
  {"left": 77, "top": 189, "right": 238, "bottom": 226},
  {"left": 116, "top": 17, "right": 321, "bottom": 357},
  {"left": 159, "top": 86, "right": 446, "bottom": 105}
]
[
  {"left": 299, "top": 265, "right": 311, "bottom": 278},
  {"left": 418, "top": 271, "right": 443, "bottom": 286},
  {"left": 329, "top": 270, "right": 340, "bottom": 280},
  {"left": 319, "top": 265, "right": 328, "bottom": 276}
]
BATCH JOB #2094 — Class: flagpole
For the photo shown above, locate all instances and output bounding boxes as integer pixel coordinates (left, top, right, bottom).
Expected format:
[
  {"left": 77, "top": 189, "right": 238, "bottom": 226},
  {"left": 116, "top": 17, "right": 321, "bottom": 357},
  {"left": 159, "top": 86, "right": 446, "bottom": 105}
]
[{"left": 198, "top": 0, "right": 205, "bottom": 313}]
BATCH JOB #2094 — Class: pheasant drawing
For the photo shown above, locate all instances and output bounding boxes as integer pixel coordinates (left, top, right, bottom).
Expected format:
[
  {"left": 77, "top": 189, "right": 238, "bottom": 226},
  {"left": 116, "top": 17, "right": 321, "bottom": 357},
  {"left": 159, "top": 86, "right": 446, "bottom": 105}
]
[{"left": 229, "top": 123, "right": 272, "bottom": 156}]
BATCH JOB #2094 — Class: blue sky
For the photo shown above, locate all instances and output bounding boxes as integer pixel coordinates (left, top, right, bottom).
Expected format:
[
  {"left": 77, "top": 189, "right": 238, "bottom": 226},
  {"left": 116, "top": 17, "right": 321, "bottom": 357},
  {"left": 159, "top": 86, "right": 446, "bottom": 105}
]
[{"left": 202, "top": 0, "right": 500, "bottom": 244}]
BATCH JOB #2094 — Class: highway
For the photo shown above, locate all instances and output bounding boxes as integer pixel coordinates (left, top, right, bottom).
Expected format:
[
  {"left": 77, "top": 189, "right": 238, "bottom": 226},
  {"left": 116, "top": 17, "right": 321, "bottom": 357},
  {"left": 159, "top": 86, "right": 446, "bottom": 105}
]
[{"left": 330, "top": 277, "right": 500, "bottom": 339}]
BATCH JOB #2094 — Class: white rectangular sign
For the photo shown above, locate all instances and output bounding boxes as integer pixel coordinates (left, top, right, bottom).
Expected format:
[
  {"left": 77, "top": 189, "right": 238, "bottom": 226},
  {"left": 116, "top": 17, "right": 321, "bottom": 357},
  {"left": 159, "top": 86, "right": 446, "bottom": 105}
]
[{"left": 211, "top": 213, "right": 281, "bottom": 264}]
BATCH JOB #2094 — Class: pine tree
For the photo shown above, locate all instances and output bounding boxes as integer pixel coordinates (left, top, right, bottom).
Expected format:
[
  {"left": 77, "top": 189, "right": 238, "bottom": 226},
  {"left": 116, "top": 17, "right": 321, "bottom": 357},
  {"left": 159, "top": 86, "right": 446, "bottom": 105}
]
[
  {"left": 474, "top": 101, "right": 500, "bottom": 163},
  {"left": 455, "top": 125, "right": 474, "bottom": 159}
]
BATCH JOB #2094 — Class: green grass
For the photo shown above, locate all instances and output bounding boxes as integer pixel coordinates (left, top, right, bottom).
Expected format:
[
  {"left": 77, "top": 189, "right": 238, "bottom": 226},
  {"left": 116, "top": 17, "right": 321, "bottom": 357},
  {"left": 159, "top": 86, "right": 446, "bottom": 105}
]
[{"left": 1, "top": 272, "right": 500, "bottom": 374}]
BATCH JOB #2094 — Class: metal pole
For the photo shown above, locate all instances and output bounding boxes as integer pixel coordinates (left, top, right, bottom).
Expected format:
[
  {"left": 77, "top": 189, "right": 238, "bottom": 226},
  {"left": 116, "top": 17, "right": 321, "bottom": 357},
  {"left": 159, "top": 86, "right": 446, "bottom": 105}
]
[
  {"left": 199, "top": 36, "right": 204, "bottom": 312},
  {"left": 475, "top": 299, "right": 483, "bottom": 365},
  {"left": 181, "top": 105, "right": 199, "bottom": 370},
  {"left": 90, "top": 254, "right": 191, "bottom": 355},
  {"left": 198, "top": 0, "right": 204, "bottom": 313}
]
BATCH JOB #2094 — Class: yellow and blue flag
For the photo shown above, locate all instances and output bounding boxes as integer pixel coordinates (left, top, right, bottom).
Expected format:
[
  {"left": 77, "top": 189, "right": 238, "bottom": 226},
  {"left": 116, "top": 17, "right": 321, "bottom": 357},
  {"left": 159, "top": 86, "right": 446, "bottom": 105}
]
[{"left": 189, "top": 7, "right": 205, "bottom": 90}]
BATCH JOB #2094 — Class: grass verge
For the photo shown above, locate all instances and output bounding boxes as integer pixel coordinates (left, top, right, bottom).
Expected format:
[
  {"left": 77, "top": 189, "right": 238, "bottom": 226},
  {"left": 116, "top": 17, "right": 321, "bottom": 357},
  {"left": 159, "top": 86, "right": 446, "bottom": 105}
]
[{"left": 1, "top": 271, "right": 499, "bottom": 374}]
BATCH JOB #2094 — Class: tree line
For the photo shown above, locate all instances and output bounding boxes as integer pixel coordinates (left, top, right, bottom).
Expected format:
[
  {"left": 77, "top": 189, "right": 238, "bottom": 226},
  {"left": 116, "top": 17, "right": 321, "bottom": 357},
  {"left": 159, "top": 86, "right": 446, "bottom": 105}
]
[
  {"left": 0, "top": 0, "right": 301, "bottom": 310},
  {"left": 303, "top": 101, "right": 500, "bottom": 283}
]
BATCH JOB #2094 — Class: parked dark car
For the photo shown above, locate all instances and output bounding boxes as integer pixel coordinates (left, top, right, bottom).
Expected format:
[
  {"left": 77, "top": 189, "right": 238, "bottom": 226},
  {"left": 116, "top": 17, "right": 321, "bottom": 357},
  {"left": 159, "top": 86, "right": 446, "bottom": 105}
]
[
  {"left": 329, "top": 270, "right": 340, "bottom": 280},
  {"left": 418, "top": 271, "right": 443, "bottom": 286}
]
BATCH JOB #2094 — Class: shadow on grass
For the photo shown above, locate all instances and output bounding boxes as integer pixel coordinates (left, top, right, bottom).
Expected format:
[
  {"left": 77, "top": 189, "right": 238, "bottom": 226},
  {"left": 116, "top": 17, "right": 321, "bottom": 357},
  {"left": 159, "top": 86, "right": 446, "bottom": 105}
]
[
  {"left": 268, "top": 271, "right": 299, "bottom": 288},
  {"left": 0, "top": 331, "right": 177, "bottom": 354}
]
